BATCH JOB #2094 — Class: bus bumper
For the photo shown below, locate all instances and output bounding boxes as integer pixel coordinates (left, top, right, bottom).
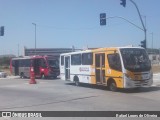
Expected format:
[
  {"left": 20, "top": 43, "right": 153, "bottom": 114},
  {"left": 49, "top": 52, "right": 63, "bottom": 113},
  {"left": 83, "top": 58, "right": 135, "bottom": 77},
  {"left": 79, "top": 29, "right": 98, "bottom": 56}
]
[
  {"left": 124, "top": 73, "right": 153, "bottom": 88},
  {"left": 47, "top": 72, "right": 60, "bottom": 78}
]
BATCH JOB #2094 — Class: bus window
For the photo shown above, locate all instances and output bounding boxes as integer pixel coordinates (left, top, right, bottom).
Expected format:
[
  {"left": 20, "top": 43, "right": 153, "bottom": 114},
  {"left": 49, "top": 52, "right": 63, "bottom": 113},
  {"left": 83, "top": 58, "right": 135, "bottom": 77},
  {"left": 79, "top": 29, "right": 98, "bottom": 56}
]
[
  {"left": 95, "top": 54, "right": 105, "bottom": 68},
  {"left": 19, "top": 60, "right": 23, "bottom": 67},
  {"left": 25, "top": 59, "right": 31, "bottom": 67},
  {"left": 61, "top": 56, "right": 64, "bottom": 66},
  {"left": 40, "top": 59, "right": 47, "bottom": 68},
  {"left": 12, "top": 60, "right": 15, "bottom": 67},
  {"left": 108, "top": 53, "right": 122, "bottom": 71},
  {"left": 48, "top": 59, "right": 59, "bottom": 69},
  {"left": 71, "top": 54, "right": 81, "bottom": 65},
  {"left": 120, "top": 48, "right": 151, "bottom": 72},
  {"left": 82, "top": 53, "right": 93, "bottom": 65},
  {"left": 95, "top": 54, "right": 100, "bottom": 67}
]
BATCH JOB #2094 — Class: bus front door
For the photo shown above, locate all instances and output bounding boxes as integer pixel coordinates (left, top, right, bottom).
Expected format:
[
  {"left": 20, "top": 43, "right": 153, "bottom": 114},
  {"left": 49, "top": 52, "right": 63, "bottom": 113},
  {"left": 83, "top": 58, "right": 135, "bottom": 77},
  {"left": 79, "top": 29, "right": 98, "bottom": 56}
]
[
  {"left": 15, "top": 60, "right": 19, "bottom": 76},
  {"left": 33, "top": 59, "right": 40, "bottom": 76},
  {"left": 65, "top": 56, "right": 70, "bottom": 80},
  {"left": 95, "top": 53, "right": 106, "bottom": 84}
]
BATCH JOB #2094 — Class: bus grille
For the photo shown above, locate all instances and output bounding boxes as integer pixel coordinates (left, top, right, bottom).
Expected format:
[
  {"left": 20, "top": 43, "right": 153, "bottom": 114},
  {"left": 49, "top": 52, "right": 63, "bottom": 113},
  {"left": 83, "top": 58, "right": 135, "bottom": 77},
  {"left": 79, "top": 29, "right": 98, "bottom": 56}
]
[{"left": 134, "top": 80, "right": 150, "bottom": 87}]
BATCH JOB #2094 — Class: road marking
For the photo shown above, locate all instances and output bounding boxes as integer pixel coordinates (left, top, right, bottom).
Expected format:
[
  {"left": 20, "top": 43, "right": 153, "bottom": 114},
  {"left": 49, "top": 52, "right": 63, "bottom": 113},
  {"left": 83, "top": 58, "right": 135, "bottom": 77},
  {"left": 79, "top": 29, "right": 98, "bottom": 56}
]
[{"left": 24, "top": 82, "right": 48, "bottom": 84}]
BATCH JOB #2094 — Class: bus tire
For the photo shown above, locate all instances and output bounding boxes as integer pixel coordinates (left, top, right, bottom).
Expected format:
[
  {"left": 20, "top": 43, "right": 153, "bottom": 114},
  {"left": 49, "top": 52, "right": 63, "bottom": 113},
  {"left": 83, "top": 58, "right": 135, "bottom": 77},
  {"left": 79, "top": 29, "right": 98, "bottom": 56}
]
[
  {"left": 20, "top": 72, "right": 24, "bottom": 78},
  {"left": 53, "top": 76, "right": 57, "bottom": 79},
  {"left": 108, "top": 79, "right": 117, "bottom": 92},
  {"left": 74, "top": 76, "right": 80, "bottom": 86}
]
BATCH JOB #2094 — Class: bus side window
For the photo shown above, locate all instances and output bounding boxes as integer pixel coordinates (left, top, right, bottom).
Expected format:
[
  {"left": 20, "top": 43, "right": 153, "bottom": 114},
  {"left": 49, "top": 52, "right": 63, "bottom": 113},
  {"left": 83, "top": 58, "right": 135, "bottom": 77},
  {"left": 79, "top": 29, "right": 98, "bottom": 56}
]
[
  {"left": 71, "top": 54, "right": 81, "bottom": 65},
  {"left": 82, "top": 53, "right": 93, "bottom": 65},
  {"left": 108, "top": 53, "right": 122, "bottom": 71},
  {"left": 12, "top": 60, "right": 15, "bottom": 67},
  {"left": 61, "top": 56, "right": 64, "bottom": 66},
  {"left": 19, "top": 60, "right": 23, "bottom": 67},
  {"left": 25, "top": 59, "right": 31, "bottom": 67}
]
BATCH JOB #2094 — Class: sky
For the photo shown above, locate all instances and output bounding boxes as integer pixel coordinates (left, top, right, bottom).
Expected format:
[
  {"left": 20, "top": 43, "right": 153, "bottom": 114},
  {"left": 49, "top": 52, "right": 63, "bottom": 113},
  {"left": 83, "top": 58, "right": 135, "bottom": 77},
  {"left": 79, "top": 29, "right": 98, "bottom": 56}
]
[{"left": 0, "top": 0, "right": 160, "bottom": 56}]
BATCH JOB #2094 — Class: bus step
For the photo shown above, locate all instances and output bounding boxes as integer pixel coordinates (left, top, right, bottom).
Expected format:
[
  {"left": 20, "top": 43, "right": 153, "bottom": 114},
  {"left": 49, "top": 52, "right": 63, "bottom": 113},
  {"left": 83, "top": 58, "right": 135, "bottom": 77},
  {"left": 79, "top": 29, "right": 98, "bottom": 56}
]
[{"left": 96, "top": 82, "right": 107, "bottom": 86}]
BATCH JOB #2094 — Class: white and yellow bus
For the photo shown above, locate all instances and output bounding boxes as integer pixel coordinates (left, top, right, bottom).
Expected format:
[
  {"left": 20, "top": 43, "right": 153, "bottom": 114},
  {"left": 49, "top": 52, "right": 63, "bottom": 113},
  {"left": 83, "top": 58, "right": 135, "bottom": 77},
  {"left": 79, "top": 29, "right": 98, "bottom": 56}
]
[{"left": 60, "top": 47, "right": 153, "bottom": 91}]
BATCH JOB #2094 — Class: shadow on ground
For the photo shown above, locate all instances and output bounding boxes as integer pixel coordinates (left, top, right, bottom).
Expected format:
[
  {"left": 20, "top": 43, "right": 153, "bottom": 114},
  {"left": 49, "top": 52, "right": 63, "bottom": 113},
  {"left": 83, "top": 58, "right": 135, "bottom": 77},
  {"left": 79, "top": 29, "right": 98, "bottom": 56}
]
[{"left": 65, "top": 82, "right": 160, "bottom": 93}]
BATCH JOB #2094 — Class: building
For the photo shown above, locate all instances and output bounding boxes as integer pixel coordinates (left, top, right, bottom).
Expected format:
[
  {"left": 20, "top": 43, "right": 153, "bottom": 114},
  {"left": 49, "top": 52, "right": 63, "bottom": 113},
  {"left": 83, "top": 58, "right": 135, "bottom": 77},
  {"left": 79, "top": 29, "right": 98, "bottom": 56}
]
[
  {"left": 24, "top": 47, "right": 81, "bottom": 57},
  {"left": 0, "top": 54, "right": 16, "bottom": 58},
  {"left": 147, "top": 48, "right": 160, "bottom": 65}
]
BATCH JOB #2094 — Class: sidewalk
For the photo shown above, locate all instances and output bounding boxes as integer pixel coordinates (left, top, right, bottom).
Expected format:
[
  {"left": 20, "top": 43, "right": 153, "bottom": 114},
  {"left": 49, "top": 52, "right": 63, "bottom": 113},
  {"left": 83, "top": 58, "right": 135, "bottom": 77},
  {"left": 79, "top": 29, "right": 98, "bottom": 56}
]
[
  {"left": 153, "top": 73, "right": 160, "bottom": 83},
  {"left": 153, "top": 73, "right": 160, "bottom": 76},
  {"left": 3, "top": 75, "right": 20, "bottom": 79},
  {"left": 7, "top": 76, "right": 20, "bottom": 79},
  {"left": 0, "top": 75, "right": 20, "bottom": 79}
]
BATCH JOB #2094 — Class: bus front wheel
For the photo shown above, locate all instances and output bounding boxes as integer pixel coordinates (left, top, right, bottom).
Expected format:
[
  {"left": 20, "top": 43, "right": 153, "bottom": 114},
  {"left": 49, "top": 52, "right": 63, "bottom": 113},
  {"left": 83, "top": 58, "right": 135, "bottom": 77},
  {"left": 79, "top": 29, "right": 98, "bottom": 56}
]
[{"left": 108, "top": 80, "right": 117, "bottom": 92}]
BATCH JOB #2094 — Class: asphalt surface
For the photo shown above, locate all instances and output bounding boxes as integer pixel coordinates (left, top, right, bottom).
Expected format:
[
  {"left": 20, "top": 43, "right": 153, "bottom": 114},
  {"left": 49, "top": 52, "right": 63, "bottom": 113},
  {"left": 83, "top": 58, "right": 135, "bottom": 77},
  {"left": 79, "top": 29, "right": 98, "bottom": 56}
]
[{"left": 0, "top": 74, "right": 160, "bottom": 120}]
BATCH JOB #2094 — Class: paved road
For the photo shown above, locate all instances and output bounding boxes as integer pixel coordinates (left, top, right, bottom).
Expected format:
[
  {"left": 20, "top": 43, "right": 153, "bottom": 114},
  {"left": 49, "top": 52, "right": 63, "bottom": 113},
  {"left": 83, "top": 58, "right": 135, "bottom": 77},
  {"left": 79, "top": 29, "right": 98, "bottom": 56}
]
[{"left": 0, "top": 74, "right": 160, "bottom": 119}]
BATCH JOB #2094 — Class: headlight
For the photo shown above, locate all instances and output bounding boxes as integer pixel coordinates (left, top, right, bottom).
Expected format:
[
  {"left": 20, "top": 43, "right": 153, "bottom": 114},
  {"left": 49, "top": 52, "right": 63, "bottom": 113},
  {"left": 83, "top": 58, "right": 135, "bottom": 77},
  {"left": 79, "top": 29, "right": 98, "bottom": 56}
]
[
  {"left": 124, "top": 73, "right": 132, "bottom": 80},
  {"left": 150, "top": 71, "right": 153, "bottom": 79}
]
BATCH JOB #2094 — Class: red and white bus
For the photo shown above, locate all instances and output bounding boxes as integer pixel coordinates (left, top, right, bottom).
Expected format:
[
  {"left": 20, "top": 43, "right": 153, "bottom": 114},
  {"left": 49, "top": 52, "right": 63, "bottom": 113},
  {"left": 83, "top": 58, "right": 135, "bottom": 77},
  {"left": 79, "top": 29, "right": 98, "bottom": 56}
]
[{"left": 10, "top": 55, "right": 60, "bottom": 79}]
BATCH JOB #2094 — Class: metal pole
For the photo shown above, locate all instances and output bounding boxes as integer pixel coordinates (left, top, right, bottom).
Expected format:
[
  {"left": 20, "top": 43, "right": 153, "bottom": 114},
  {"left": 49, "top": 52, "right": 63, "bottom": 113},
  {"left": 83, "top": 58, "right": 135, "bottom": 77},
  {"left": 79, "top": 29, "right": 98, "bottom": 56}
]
[
  {"left": 32, "top": 23, "right": 36, "bottom": 55},
  {"left": 106, "top": 16, "right": 144, "bottom": 31},
  {"left": 150, "top": 32, "right": 153, "bottom": 53},
  {"left": 18, "top": 44, "right": 19, "bottom": 57},
  {"left": 130, "top": 0, "right": 147, "bottom": 48}
]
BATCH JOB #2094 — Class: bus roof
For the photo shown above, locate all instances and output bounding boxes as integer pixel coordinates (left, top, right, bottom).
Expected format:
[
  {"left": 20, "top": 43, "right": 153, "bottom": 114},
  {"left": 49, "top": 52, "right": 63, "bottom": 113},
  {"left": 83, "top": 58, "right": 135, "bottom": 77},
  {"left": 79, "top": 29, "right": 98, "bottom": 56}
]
[
  {"left": 11, "top": 56, "right": 32, "bottom": 60},
  {"left": 60, "top": 47, "right": 144, "bottom": 56},
  {"left": 11, "top": 55, "right": 58, "bottom": 60},
  {"left": 60, "top": 49, "right": 92, "bottom": 56}
]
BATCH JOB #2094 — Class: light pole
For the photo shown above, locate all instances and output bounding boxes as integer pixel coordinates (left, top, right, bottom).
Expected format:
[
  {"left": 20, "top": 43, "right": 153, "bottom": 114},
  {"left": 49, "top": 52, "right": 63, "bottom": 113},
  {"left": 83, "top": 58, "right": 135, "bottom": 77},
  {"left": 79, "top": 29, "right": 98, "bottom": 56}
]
[
  {"left": 130, "top": 0, "right": 147, "bottom": 49},
  {"left": 106, "top": 16, "right": 144, "bottom": 31},
  {"left": 32, "top": 23, "right": 37, "bottom": 55},
  {"left": 18, "top": 44, "right": 19, "bottom": 57}
]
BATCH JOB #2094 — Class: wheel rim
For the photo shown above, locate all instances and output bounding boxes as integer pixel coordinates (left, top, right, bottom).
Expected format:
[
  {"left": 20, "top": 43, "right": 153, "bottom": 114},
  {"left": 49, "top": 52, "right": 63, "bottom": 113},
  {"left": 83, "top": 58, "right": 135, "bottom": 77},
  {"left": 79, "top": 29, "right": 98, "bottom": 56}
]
[
  {"left": 110, "top": 82, "right": 117, "bottom": 91},
  {"left": 75, "top": 81, "right": 79, "bottom": 86},
  {"left": 21, "top": 73, "right": 24, "bottom": 78}
]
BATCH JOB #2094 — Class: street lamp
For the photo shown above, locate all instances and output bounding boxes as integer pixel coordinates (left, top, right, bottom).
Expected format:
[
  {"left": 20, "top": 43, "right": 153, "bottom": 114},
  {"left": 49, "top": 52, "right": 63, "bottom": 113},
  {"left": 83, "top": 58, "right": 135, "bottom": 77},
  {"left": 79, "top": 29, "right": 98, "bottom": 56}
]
[
  {"left": 130, "top": 0, "right": 147, "bottom": 49},
  {"left": 120, "top": 0, "right": 147, "bottom": 48},
  {"left": 32, "top": 23, "right": 37, "bottom": 55}
]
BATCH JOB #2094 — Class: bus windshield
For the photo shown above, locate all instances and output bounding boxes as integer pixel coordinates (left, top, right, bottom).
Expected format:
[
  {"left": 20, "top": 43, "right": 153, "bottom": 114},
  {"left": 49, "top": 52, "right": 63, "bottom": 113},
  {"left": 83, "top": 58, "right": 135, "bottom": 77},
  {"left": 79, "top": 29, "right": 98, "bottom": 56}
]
[
  {"left": 120, "top": 48, "right": 151, "bottom": 72},
  {"left": 48, "top": 59, "right": 59, "bottom": 69}
]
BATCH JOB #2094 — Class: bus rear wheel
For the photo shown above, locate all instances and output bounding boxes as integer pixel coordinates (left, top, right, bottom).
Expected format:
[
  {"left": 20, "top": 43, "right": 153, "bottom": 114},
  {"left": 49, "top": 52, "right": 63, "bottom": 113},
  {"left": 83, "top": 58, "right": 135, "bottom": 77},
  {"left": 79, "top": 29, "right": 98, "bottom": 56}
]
[
  {"left": 108, "top": 80, "right": 117, "bottom": 92},
  {"left": 20, "top": 72, "right": 24, "bottom": 78},
  {"left": 74, "top": 76, "right": 80, "bottom": 86}
]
